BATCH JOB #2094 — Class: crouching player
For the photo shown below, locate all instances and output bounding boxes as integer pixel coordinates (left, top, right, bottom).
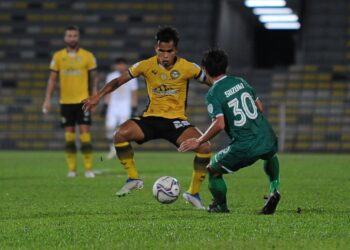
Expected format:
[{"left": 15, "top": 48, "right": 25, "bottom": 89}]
[
  {"left": 179, "top": 49, "right": 281, "bottom": 214},
  {"left": 82, "top": 27, "right": 211, "bottom": 209}
]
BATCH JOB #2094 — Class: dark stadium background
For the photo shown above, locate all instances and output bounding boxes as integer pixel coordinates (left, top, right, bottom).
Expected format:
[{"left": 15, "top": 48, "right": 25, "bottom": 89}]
[{"left": 0, "top": 0, "right": 349, "bottom": 153}]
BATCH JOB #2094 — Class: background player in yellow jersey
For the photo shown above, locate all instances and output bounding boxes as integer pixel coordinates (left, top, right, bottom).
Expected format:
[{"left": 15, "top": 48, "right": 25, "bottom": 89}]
[
  {"left": 83, "top": 26, "right": 211, "bottom": 209},
  {"left": 42, "top": 25, "right": 98, "bottom": 178}
]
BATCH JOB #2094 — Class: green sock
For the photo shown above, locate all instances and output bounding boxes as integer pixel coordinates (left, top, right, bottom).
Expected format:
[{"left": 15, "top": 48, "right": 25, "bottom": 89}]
[
  {"left": 263, "top": 155, "right": 280, "bottom": 193},
  {"left": 208, "top": 173, "right": 228, "bottom": 210}
]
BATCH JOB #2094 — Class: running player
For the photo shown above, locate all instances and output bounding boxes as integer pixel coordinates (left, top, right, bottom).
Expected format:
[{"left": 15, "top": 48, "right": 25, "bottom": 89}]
[
  {"left": 179, "top": 49, "right": 281, "bottom": 214},
  {"left": 42, "top": 25, "right": 98, "bottom": 178},
  {"left": 82, "top": 26, "right": 211, "bottom": 209}
]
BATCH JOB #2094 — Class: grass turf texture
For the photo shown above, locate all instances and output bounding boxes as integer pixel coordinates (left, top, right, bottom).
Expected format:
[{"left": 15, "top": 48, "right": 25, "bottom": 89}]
[{"left": 0, "top": 151, "right": 349, "bottom": 249}]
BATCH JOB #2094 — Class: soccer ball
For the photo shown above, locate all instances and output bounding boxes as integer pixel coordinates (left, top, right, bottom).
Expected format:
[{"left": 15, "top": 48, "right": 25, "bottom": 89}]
[{"left": 152, "top": 176, "right": 180, "bottom": 204}]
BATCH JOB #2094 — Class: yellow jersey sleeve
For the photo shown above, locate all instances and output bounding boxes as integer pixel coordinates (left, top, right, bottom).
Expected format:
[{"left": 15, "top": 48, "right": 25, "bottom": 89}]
[
  {"left": 86, "top": 52, "right": 97, "bottom": 71},
  {"left": 185, "top": 62, "right": 206, "bottom": 82},
  {"left": 49, "top": 52, "right": 60, "bottom": 72},
  {"left": 129, "top": 59, "right": 151, "bottom": 78}
]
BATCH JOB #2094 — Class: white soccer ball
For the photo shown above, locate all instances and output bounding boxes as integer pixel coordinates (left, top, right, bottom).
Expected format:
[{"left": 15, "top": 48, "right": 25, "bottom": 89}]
[{"left": 152, "top": 176, "right": 180, "bottom": 204}]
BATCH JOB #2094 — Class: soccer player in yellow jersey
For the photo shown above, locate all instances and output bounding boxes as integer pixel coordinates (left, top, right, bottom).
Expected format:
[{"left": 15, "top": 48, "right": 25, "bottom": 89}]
[
  {"left": 42, "top": 25, "right": 98, "bottom": 178},
  {"left": 83, "top": 26, "right": 211, "bottom": 209}
]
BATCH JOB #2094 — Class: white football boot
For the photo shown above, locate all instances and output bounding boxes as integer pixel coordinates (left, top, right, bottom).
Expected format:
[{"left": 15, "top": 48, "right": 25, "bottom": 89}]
[
  {"left": 84, "top": 170, "right": 95, "bottom": 178},
  {"left": 106, "top": 144, "right": 116, "bottom": 160},
  {"left": 183, "top": 192, "right": 205, "bottom": 209},
  {"left": 116, "top": 179, "right": 144, "bottom": 197},
  {"left": 106, "top": 151, "right": 115, "bottom": 160},
  {"left": 67, "top": 171, "right": 77, "bottom": 178}
]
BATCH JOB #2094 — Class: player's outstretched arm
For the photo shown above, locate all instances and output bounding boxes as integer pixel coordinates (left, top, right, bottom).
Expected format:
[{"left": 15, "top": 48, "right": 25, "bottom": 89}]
[
  {"left": 82, "top": 71, "right": 132, "bottom": 112},
  {"left": 42, "top": 71, "right": 58, "bottom": 114},
  {"left": 178, "top": 116, "right": 225, "bottom": 152}
]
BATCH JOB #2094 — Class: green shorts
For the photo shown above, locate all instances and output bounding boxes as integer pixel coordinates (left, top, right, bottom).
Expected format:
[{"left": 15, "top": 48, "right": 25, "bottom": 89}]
[{"left": 210, "top": 140, "right": 278, "bottom": 174}]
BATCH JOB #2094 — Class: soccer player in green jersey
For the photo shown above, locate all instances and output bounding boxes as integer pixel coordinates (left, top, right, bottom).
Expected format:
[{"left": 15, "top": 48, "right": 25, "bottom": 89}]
[{"left": 179, "top": 49, "right": 280, "bottom": 214}]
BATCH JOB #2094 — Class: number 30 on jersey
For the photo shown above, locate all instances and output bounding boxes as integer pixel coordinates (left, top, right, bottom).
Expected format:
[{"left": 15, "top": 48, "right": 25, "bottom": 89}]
[{"left": 227, "top": 92, "right": 258, "bottom": 126}]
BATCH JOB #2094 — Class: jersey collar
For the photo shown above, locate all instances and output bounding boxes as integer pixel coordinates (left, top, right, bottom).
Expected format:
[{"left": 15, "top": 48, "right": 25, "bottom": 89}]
[
  {"left": 213, "top": 75, "right": 227, "bottom": 85},
  {"left": 157, "top": 56, "right": 178, "bottom": 70},
  {"left": 65, "top": 47, "right": 80, "bottom": 54}
]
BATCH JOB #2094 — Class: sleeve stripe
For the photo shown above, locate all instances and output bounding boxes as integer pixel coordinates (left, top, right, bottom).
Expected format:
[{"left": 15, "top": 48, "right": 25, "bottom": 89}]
[
  {"left": 195, "top": 70, "right": 206, "bottom": 82},
  {"left": 216, "top": 113, "right": 224, "bottom": 117},
  {"left": 128, "top": 69, "right": 135, "bottom": 78},
  {"left": 50, "top": 69, "right": 58, "bottom": 73}
]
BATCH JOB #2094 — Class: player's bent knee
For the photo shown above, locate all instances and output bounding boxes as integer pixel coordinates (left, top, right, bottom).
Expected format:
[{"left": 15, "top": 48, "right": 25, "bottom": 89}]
[
  {"left": 114, "top": 127, "right": 131, "bottom": 142},
  {"left": 197, "top": 141, "right": 211, "bottom": 154},
  {"left": 207, "top": 165, "right": 220, "bottom": 177}
]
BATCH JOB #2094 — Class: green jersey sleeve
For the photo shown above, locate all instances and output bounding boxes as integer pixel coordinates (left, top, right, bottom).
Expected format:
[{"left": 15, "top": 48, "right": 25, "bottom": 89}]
[{"left": 206, "top": 91, "right": 223, "bottom": 119}]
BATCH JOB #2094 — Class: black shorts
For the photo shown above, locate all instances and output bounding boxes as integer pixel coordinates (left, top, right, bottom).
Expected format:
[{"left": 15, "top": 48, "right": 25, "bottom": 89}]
[
  {"left": 131, "top": 116, "right": 194, "bottom": 146},
  {"left": 60, "top": 104, "right": 91, "bottom": 127}
]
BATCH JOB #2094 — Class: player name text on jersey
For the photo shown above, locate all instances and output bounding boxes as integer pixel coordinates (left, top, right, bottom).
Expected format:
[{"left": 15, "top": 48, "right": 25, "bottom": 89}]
[{"left": 224, "top": 83, "right": 244, "bottom": 98}]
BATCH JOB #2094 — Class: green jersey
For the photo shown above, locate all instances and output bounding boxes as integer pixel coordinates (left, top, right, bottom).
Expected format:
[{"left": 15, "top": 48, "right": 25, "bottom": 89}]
[{"left": 206, "top": 75, "right": 277, "bottom": 154}]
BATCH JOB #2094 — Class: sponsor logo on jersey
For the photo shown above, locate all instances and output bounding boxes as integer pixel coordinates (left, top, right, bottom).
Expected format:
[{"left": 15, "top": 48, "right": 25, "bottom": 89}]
[
  {"left": 170, "top": 70, "right": 180, "bottom": 80},
  {"left": 152, "top": 84, "right": 177, "bottom": 96},
  {"left": 224, "top": 83, "right": 244, "bottom": 98},
  {"left": 63, "top": 68, "right": 81, "bottom": 76},
  {"left": 75, "top": 55, "right": 82, "bottom": 63},
  {"left": 151, "top": 70, "right": 158, "bottom": 75},
  {"left": 160, "top": 73, "right": 167, "bottom": 80}
]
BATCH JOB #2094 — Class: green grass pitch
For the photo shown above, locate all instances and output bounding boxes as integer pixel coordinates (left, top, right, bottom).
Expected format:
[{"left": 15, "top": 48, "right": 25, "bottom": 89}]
[{"left": 0, "top": 151, "right": 349, "bottom": 249}]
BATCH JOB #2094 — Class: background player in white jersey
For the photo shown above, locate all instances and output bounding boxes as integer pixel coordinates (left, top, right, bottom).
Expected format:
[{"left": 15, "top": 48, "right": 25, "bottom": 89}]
[{"left": 103, "top": 58, "right": 138, "bottom": 159}]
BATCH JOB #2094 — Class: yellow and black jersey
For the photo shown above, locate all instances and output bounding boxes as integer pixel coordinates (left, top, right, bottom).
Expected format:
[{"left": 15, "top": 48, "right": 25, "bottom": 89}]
[
  {"left": 50, "top": 48, "right": 97, "bottom": 104},
  {"left": 128, "top": 56, "right": 205, "bottom": 120}
]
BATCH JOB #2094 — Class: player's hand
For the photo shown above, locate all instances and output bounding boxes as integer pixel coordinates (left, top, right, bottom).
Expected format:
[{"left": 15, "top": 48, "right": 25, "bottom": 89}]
[
  {"left": 42, "top": 100, "right": 51, "bottom": 114},
  {"left": 82, "top": 94, "right": 100, "bottom": 112},
  {"left": 178, "top": 138, "right": 201, "bottom": 152},
  {"left": 91, "top": 105, "right": 97, "bottom": 113}
]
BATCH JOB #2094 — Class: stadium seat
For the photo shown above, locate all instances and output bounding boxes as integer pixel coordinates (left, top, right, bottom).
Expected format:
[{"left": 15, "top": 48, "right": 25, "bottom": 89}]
[{"left": 0, "top": 0, "right": 214, "bottom": 151}]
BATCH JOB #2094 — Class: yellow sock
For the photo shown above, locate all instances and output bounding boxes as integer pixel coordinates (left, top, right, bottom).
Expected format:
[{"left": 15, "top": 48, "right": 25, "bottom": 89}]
[
  {"left": 65, "top": 132, "right": 77, "bottom": 171},
  {"left": 187, "top": 153, "right": 211, "bottom": 194},
  {"left": 115, "top": 142, "right": 139, "bottom": 179},
  {"left": 80, "top": 133, "right": 93, "bottom": 171}
]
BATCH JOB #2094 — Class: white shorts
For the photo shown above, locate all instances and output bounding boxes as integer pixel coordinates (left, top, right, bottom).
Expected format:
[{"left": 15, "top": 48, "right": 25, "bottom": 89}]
[{"left": 105, "top": 107, "right": 131, "bottom": 129}]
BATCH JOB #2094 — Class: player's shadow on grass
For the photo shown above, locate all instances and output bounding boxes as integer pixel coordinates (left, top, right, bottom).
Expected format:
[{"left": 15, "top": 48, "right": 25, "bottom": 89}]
[
  {"left": 1, "top": 209, "right": 212, "bottom": 221},
  {"left": 276, "top": 208, "right": 350, "bottom": 215}
]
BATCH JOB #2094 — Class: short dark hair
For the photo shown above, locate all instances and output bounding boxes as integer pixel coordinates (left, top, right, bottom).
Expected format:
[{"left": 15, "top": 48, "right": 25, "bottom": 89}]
[
  {"left": 155, "top": 26, "right": 179, "bottom": 47},
  {"left": 201, "top": 49, "right": 228, "bottom": 77},
  {"left": 113, "top": 57, "right": 127, "bottom": 64},
  {"left": 65, "top": 25, "right": 80, "bottom": 33}
]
